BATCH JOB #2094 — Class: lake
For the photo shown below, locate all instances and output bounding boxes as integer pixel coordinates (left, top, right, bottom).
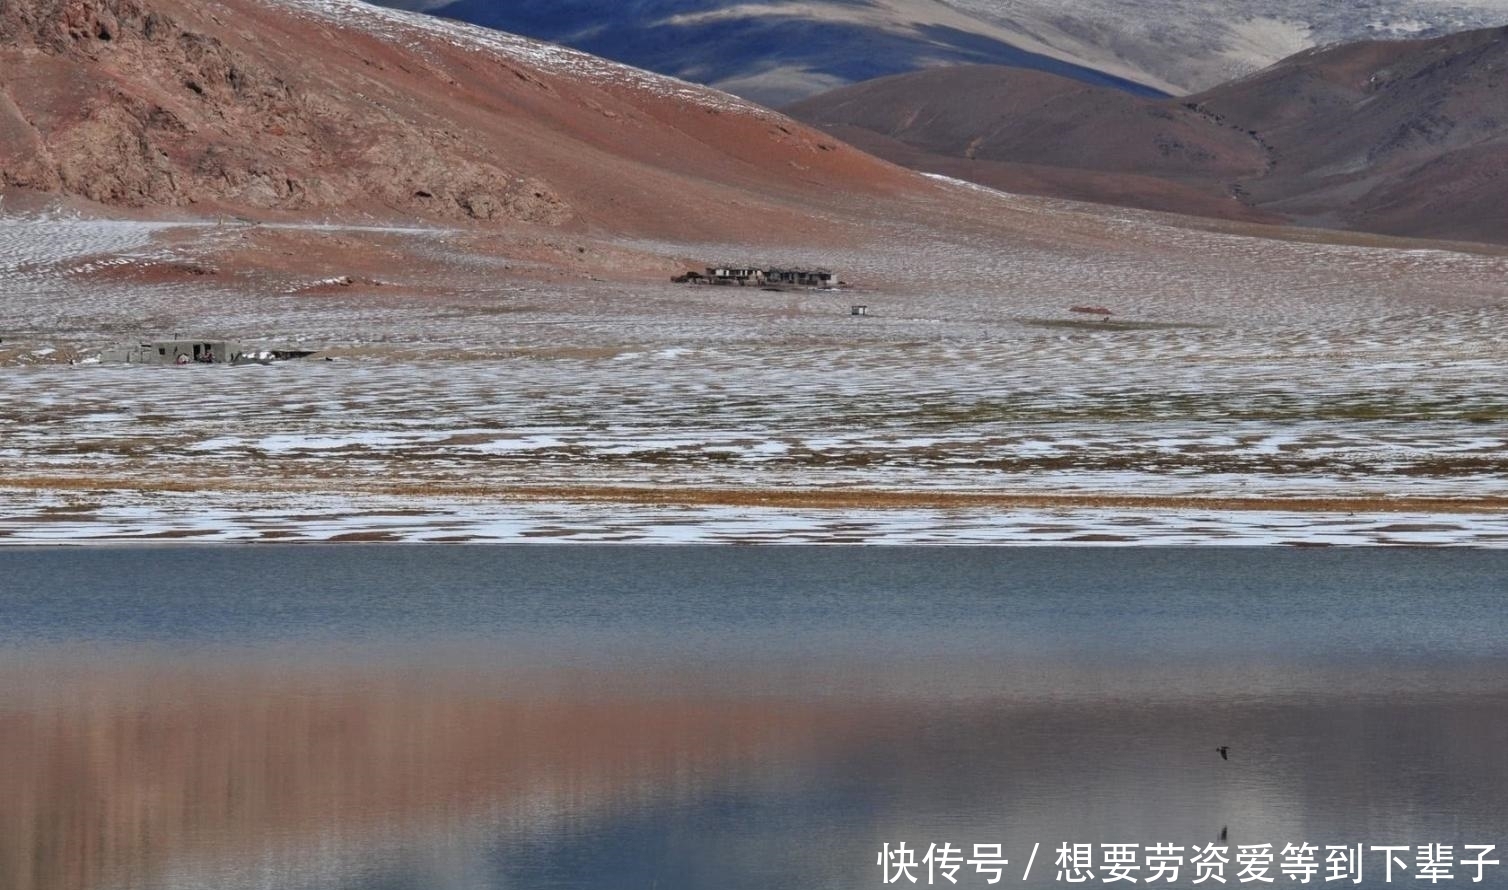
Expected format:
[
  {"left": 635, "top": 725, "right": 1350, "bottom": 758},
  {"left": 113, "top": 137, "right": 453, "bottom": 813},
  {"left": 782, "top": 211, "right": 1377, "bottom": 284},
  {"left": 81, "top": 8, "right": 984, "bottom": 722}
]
[{"left": 0, "top": 546, "right": 1504, "bottom": 890}]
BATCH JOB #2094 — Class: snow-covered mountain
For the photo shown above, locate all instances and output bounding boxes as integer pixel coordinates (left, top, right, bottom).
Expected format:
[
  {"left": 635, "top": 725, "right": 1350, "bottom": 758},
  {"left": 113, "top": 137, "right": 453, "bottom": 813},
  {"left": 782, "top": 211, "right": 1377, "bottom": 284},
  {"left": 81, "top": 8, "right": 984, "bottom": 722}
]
[{"left": 373, "top": 0, "right": 1508, "bottom": 101}]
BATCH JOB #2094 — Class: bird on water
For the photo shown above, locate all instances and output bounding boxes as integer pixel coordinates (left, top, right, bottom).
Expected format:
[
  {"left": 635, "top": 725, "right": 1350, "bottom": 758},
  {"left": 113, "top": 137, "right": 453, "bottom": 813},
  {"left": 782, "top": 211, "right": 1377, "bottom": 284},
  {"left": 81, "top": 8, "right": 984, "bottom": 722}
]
[{"left": 1216, "top": 746, "right": 1230, "bottom": 760}]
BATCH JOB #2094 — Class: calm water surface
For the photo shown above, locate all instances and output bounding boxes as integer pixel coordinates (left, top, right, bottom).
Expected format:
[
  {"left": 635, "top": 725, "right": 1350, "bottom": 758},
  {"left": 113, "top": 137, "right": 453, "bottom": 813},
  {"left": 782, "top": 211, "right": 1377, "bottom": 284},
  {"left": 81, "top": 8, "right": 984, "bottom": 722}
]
[{"left": 0, "top": 546, "right": 1504, "bottom": 890}]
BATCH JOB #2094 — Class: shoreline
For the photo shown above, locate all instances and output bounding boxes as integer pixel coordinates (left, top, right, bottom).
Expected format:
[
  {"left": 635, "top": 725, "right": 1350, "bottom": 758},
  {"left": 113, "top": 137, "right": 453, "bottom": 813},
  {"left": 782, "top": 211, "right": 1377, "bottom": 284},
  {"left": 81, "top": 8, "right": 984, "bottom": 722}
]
[
  {"left": 7, "top": 474, "right": 1508, "bottom": 515},
  {"left": 4, "top": 482, "right": 1505, "bottom": 547}
]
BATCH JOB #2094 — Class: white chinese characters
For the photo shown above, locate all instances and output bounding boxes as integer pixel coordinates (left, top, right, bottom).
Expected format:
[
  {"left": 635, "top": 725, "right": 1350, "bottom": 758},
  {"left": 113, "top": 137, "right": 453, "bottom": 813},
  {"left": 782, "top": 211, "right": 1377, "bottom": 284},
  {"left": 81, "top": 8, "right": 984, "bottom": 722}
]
[{"left": 876, "top": 843, "right": 1500, "bottom": 886}]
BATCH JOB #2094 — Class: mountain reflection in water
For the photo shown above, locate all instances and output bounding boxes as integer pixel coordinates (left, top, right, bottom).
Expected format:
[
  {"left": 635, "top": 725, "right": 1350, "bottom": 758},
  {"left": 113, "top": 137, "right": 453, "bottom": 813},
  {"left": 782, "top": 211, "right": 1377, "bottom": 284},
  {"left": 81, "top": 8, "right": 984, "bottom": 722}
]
[{"left": 0, "top": 546, "right": 1504, "bottom": 890}]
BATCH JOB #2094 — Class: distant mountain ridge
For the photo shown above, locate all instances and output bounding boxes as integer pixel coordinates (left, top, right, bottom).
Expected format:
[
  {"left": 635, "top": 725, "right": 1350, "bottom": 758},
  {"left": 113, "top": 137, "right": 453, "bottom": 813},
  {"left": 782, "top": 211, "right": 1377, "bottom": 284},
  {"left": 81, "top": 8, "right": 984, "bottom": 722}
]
[
  {"left": 372, "top": 0, "right": 1174, "bottom": 105},
  {"left": 946, "top": 0, "right": 1508, "bottom": 94},
  {"left": 370, "top": 0, "right": 1508, "bottom": 104},
  {"left": 788, "top": 26, "right": 1508, "bottom": 244}
]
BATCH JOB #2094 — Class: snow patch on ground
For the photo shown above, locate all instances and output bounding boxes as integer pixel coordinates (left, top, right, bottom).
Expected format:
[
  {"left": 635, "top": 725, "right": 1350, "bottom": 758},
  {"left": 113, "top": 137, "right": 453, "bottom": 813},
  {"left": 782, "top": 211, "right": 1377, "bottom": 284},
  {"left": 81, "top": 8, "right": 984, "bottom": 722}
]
[
  {"left": 3, "top": 488, "right": 1503, "bottom": 546},
  {"left": 3, "top": 195, "right": 1505, "bottom": 545}
]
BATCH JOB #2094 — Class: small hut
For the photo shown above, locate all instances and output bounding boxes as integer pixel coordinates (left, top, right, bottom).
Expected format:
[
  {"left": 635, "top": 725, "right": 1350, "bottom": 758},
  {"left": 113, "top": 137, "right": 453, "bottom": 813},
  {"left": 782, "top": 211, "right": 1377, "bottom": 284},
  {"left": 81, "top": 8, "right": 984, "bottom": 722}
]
[{"left": 100, "top": 339, "right": 244, "bottom": 365}]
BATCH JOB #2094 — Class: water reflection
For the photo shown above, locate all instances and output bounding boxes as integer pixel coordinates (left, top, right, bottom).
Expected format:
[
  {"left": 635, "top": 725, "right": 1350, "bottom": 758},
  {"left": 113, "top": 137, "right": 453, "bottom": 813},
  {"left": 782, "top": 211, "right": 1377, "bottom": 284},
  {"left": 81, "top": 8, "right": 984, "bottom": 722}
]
[
  {"left": 3, "top": 655, "right": 1505, "bottom": 890},
  {"left": 0, "top": 659, "right": 847, "bottom": 890},
  {"left": 0, "top": 547, "right": 1505, "bottom": 889}
]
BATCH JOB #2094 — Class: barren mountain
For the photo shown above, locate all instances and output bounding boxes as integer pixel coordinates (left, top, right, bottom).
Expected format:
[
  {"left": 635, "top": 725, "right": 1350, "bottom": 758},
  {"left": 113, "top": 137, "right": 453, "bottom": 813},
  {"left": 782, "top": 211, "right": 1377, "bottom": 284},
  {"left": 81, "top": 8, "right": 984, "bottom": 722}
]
[
  {"left": 1189, "top": 24, "right": 1508, "bottom": 240},
  {"left": 949, "top": 0, "right": 1508, "bottom": 94},
  {"left": 787, "top": 65, "right": 1277, "bottom": 223},
  {"left": 373, "top": 0, "right": 1508, "bottom": 103},
  {"left": 789, "top": 26, "right": 1508, "bottom": 243},
  {"left": 374, "top": 0, "right": 1175, "bottom": 105},
  {"left": 0, "top": 0, "right": 911, "bottom": 241}
]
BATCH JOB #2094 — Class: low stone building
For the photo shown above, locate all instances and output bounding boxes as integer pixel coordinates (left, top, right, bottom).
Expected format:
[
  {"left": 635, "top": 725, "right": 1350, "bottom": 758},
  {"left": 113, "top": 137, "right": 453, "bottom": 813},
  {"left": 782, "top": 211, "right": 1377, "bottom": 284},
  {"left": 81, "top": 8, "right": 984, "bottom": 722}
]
[
  {"left": 707, "top": 266, "right": 766, "bottom": 286},
  {"left": 98, "top": 339, "right": 318, "bottom": 365},
  {"left": 100, "top": 339, "right": 244, "bottom": 365},
  {"left": 765, "top": 268, "right": 836, "bottom": 288},
  {"left": 676, "top": 265, "right": 839, "bottom": 288}
]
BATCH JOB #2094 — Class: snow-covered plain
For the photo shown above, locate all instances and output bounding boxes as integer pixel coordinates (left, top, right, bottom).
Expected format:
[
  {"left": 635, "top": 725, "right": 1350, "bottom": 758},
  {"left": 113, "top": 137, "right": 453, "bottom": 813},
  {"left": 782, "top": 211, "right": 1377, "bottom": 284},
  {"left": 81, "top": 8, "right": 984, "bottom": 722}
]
[
  {"left": 6, "top": 488, "right": 1503, "bottom": 546},
  {"left": 1, "top": 189, "right": 1505, "bottom": 545}
]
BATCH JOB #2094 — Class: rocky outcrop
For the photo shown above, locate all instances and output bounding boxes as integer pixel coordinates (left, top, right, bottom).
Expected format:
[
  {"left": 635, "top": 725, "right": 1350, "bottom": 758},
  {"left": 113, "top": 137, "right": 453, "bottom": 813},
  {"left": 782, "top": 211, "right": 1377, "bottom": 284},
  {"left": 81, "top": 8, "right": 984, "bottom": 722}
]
[
  {"left": 0, "top": 0, "right": 571, "bottom": 224},
  {"left": 0, "top": 0, "right": 913, "bottom": 240}
]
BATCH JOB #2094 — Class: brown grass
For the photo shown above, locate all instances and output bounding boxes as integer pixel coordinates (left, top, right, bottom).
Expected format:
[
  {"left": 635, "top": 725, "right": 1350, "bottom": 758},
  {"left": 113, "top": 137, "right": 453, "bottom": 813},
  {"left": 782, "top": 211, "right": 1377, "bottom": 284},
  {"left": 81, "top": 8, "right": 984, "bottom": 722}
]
[{"left": 6, "top": 475, "right": 1506, "bottom": 515}]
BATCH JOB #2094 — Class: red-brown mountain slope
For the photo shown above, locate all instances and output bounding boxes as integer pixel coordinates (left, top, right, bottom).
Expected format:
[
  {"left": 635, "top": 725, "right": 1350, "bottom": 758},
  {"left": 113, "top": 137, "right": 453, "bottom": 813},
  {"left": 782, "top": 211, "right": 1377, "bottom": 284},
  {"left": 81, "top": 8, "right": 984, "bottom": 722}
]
[
  {"left": 789, "top": 26, "right": 1508, "bottom": 243},
  {"left": 0, "top": 0, "right": 914, "bottom": 241},
  {"left": 787, "top": 65, "right": 1277, "bottom": 223}
]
